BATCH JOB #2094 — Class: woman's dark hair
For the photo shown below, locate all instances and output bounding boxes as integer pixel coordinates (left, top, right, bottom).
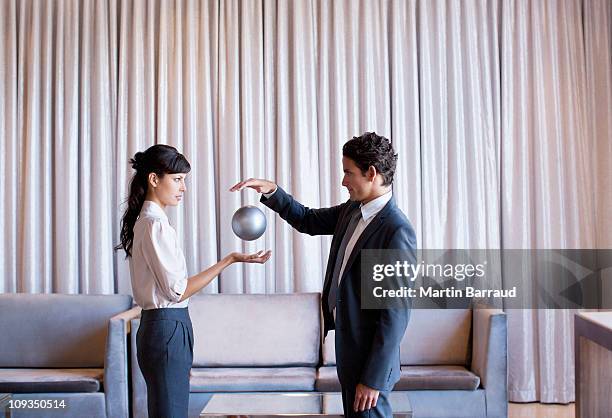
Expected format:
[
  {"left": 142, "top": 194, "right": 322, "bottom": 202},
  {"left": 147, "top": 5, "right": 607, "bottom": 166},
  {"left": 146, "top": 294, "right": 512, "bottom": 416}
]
[
  {"left": 342, "top": 132, "right": 398, "bottom": 186},
  {"left": 115, "top": 144, "right": 191, "bottom": 258}
]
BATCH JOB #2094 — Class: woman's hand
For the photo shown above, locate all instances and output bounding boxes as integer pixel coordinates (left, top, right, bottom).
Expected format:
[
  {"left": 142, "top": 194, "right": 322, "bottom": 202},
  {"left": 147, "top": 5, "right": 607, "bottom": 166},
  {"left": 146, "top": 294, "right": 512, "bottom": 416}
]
[{"left": 230, "top": 250, "right": 272, "bottom": 264}]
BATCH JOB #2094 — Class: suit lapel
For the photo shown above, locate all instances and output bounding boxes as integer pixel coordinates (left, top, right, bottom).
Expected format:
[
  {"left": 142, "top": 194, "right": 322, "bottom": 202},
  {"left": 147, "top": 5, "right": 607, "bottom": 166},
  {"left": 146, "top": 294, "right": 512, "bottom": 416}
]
[
  {"left": 323, "top": 202, "right": 360, "bottom": 293},
  {"left": 339, "top": 198, "right": 396, "bottom": 283},
  {"left": 335, "top": 202, "right": 361, "bottom": 243}
]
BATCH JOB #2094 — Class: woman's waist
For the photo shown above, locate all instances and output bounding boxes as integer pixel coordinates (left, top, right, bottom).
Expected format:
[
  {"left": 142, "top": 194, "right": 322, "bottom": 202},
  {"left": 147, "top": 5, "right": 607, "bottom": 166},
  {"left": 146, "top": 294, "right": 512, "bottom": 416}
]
[{"left": 140, "top": 306, "right": 191, "bottom": 324}]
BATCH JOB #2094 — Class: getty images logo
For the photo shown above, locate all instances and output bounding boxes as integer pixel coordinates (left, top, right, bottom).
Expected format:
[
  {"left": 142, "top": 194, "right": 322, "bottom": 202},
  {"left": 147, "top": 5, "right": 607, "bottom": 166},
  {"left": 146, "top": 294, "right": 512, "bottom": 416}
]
[{"left": 372, "top": 260, "right": 487, "bottom": 282}]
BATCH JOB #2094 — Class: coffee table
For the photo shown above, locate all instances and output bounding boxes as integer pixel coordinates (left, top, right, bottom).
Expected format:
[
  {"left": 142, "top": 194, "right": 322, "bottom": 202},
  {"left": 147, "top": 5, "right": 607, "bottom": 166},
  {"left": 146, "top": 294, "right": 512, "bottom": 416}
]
[
  {"left": 200, "top": 392, "right": 412, "bottom": 417},
  {"left": 0, "top": 393, "right": 11, "bottom": 418}
]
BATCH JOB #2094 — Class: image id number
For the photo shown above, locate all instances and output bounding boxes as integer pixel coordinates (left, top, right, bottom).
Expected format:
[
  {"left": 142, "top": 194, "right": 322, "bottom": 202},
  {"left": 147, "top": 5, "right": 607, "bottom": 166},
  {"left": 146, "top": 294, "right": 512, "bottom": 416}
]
[{"left": 9, "top": 399, "right": 66, "bottom": 409}]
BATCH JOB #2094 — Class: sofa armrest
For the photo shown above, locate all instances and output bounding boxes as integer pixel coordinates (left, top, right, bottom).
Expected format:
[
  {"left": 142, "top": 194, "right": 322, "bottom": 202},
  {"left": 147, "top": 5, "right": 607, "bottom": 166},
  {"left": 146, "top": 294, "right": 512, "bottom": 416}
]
[
  {"left": 471, "top": 304, "right": 507, "bottom": 418},
  {"left": 105, "top": 306, "right": 141, "bottom": 418},
  {"left": 130, "top": 318, "right": 149, "bottom": 418}
]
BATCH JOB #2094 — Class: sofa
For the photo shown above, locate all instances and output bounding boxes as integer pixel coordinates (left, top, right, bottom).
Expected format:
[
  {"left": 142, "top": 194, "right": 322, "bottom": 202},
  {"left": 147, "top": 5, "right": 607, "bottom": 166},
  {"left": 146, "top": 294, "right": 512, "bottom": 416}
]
[
  {"left": 130, "top": 293, "right": 507, "bottom": 418},
  {"left": 0, "top": 294, "right": 139, "bottom": 418}
]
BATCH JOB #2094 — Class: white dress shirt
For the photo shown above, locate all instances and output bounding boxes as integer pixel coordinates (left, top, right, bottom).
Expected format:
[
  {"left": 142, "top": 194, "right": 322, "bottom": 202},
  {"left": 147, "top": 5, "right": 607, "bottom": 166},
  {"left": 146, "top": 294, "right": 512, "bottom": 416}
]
[{"left": 129, "top": 201, "right": 189, "bottom": 309}]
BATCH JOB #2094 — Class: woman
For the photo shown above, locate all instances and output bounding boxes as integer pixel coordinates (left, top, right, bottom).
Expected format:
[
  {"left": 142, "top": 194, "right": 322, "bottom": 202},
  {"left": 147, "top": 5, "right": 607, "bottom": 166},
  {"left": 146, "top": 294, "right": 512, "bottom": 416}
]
[{"left": 116, "top": 144, "right": 271, "bottom": 418}]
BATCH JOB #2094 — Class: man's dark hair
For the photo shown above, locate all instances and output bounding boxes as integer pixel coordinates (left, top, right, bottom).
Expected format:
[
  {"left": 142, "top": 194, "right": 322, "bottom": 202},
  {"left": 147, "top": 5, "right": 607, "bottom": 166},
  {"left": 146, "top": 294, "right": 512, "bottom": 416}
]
[{"left": 342, "top": 132, "right": 398, "bottom": 186}]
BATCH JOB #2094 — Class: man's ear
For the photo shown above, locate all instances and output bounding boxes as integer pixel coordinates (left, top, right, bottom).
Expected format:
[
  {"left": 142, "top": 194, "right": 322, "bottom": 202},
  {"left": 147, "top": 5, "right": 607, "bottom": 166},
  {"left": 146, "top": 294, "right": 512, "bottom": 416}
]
[{"left": 367, "top": 166, "right": 378, "bottom": 182}]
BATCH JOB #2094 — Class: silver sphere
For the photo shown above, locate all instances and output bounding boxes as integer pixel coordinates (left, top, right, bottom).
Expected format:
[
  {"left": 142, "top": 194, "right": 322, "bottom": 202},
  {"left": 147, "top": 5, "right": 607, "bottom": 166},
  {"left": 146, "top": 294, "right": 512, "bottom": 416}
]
[{"left": 231, "top": 205, "right": 267, "bottom": 241}]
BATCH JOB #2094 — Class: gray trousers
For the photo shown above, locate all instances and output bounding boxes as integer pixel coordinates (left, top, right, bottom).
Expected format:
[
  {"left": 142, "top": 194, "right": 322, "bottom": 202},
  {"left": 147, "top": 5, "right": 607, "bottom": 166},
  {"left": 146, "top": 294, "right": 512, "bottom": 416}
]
[{"left": 137, "top": 307, "right": 194, "bottom": 418}]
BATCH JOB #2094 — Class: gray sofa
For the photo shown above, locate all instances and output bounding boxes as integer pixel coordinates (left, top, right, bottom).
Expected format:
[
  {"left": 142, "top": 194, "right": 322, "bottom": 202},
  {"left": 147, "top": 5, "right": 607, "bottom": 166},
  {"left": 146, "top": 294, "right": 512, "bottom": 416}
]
[
  {"left": 131, "top": 293, "right": 507, "bottom": 418},
  {"left": 0, "top": 294, "right": 139, "bottom": 418}
]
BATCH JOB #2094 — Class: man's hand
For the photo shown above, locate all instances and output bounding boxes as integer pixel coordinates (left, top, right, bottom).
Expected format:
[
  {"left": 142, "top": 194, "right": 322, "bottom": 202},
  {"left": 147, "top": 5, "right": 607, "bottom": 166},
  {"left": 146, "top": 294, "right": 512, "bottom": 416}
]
[
  {"left": 229, "top": 178, "right": 277, "bottom": 194},
  {"left": 353, "top": 383, "right": 379, "bottom": 412}
]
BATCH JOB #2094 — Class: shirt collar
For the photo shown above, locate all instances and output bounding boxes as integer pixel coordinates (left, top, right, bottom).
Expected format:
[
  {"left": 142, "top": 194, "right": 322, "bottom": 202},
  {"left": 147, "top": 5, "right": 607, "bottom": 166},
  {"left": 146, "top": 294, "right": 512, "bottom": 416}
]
[
  {"left": 140, "top": 200, "right": 168, "bottom": 221},
  {"left": 360, "top": 190, "right": 393, "bottom": 222}
]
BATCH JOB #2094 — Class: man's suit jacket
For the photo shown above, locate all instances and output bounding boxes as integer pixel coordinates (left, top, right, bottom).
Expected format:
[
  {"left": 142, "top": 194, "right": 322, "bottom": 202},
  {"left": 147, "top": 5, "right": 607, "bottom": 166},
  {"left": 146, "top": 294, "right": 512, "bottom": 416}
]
[{"left": 261, "top": 187, "right": 416, "bottom": 391}]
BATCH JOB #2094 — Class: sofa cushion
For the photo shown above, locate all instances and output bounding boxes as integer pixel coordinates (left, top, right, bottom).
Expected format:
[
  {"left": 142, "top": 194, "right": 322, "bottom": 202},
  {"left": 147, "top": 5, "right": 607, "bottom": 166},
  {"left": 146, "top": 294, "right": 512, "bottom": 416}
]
[
  {"left": 322, "top": 309, "right": 472, "bottom": 367},
  {"left": 400, "top": 309, "right": 472, "bottom": 365},
  {"left": 395, "top": 366, "right": 480, "bottom": 391},
  {"left": 189, "top": 294, "right": 320, "bottom": 367},
  {"left": 0, "top": 294, "right": 133, "bottom": 367},
  {"left": 315, "top": 366, "right": 340, "bottom": 391},
  {"left": 0, "top": 368, "right": 104, "bottom": 393},
  {"left": 190, "top": 367, "right": 316, "bottom": 392},
  {"left": 315, "top": 365, "right": 480, "bottom": 391}
]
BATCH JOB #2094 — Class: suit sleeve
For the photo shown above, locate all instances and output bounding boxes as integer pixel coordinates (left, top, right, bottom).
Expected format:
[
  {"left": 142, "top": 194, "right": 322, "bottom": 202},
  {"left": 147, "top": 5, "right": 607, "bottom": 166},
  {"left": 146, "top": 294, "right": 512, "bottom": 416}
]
[
  {"left": 260, "top": 186, "right": 346, "bottom": 236},
  {"left": 360, "top": 225, "right": 416, "bottom": 390}
]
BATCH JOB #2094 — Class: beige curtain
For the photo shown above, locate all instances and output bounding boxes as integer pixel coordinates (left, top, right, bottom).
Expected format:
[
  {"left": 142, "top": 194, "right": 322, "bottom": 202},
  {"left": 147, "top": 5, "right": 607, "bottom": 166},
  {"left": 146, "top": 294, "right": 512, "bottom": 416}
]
[
  {"left": 0, "top": 0, "right": 610, "bottom": 403},
  {"left": 501, "top": 0, "right": 611, "bottom": 403}
]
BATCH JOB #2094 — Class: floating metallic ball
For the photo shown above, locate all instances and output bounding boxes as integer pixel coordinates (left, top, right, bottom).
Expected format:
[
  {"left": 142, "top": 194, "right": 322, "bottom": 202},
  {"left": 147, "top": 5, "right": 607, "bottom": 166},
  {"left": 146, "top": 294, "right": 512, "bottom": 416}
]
[{"left": 231, "top": 205, "right": 267, "bottom": 241}]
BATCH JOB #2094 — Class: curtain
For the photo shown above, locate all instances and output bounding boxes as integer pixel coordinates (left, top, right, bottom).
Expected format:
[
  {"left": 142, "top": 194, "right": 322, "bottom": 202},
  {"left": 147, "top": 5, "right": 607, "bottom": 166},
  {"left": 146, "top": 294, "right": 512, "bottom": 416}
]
[
  {"left": 500, "top": 0, "right": 611, "bottom": 403},
  {"left": 1, "top": 0, "right": 610, "bottom": 403}
]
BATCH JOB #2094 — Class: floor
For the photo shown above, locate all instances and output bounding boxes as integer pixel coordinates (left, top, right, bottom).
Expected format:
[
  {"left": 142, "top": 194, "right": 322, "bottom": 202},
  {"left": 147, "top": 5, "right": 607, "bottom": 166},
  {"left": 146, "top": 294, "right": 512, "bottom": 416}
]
[{"left": 508, "top": 402, "right": 576, "bottom": 418}]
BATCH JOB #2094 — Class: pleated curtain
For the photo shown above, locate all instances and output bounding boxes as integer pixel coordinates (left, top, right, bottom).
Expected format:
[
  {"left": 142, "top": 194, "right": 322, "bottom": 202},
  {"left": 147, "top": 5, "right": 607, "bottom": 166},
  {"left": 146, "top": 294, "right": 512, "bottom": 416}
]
[{"left": 1, "top": 0, "right": 610, "bottom": 403}]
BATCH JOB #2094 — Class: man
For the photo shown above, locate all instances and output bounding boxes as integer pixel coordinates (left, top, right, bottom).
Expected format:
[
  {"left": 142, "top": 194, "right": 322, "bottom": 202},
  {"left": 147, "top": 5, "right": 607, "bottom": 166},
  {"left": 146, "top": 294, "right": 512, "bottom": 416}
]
[{"left": 230, "top": 132, "right": 416, "bottom": 417}]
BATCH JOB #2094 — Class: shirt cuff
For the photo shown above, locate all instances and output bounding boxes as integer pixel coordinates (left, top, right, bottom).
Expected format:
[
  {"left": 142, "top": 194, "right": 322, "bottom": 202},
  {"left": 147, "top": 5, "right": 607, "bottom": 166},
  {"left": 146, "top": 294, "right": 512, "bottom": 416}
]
[{"left": 263, "top": 187, "right": 278, "bottom": 199}]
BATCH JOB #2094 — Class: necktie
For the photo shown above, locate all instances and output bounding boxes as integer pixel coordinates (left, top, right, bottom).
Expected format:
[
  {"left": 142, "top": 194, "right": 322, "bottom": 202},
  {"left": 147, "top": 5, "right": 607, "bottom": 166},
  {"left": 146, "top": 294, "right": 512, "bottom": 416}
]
[{"left": 327, "top": 208, "right": 362, "bottom": 314}]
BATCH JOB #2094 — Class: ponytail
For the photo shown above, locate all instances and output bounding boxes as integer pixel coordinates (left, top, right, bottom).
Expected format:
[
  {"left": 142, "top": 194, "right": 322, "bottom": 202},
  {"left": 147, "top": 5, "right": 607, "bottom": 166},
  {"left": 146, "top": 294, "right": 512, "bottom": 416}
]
[{"left": 115, "top": 153, "right": 148, "bottom": 258}]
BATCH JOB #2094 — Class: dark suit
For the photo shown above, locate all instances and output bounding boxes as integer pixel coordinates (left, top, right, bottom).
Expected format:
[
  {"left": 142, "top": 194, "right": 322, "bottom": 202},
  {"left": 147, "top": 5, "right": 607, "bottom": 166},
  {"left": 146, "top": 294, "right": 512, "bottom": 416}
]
[{"left": 261, "top": 187, "right": 416, "bottom": 417}]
